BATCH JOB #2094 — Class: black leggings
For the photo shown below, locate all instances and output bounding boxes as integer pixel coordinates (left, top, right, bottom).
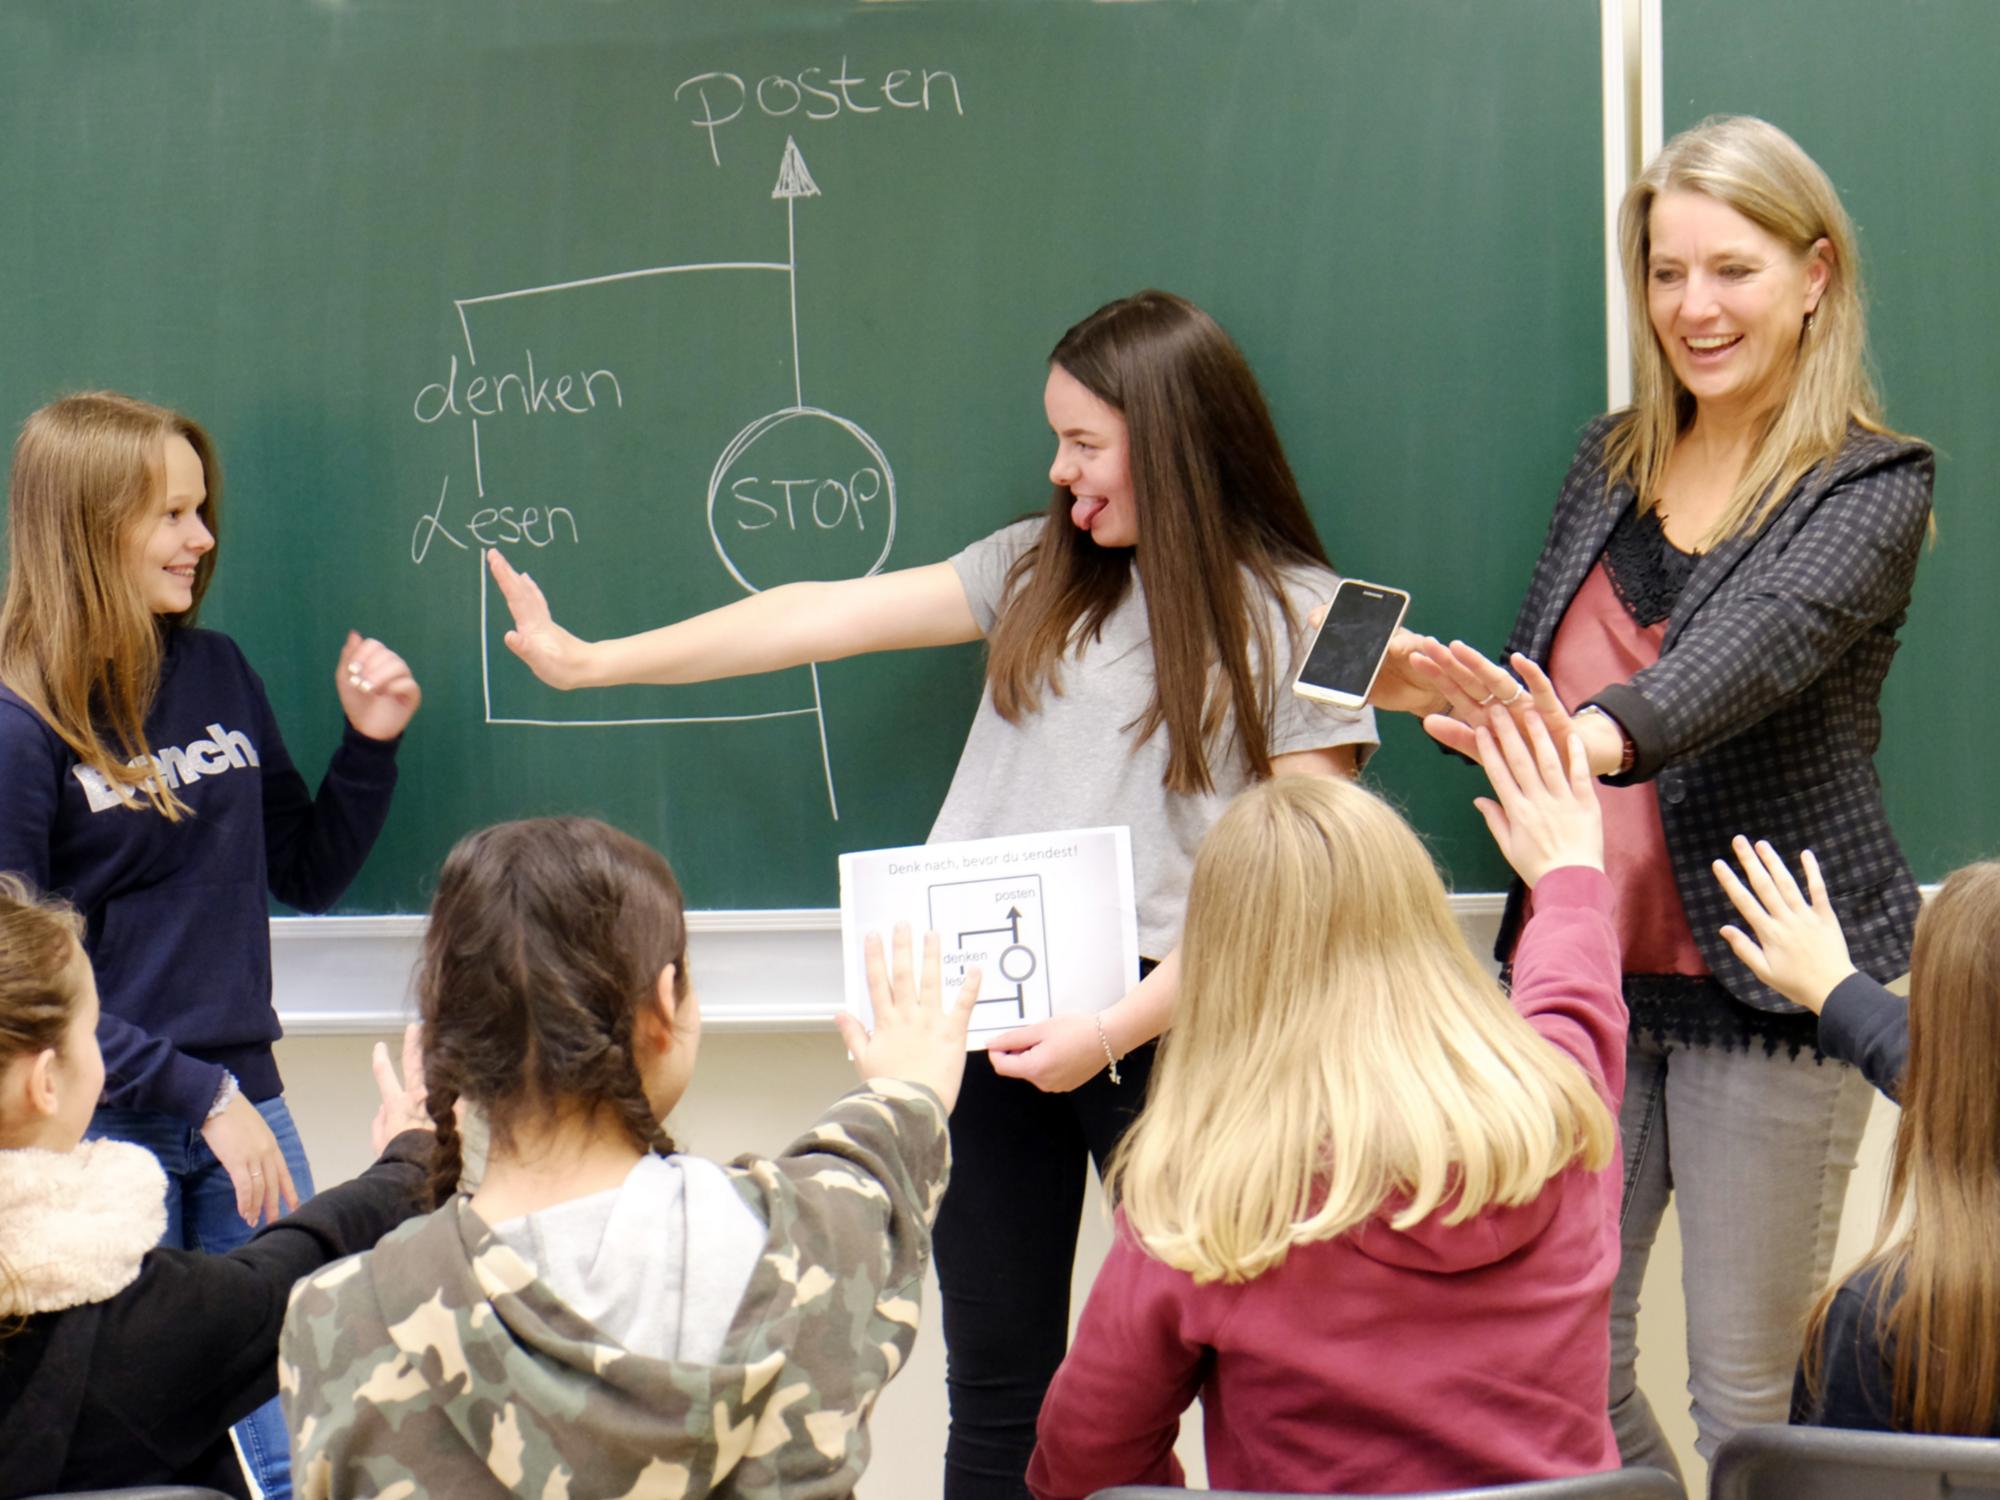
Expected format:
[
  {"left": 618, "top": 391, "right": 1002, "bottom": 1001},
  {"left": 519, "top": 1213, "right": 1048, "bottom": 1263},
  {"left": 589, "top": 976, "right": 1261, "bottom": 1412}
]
[{"left": 931, "top": 1034, "right": 1159, "bottom": 1499}]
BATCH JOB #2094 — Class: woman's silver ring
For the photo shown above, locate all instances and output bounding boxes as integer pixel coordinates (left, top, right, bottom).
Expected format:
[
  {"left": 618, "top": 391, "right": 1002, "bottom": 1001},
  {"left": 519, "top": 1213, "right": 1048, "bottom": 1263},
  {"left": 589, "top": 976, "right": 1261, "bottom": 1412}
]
[
  {"left": 250, "top": 1169, "right": 264, "bottom": 1177},
  {"left": 1475, "top": 694, "right": 1497, "bottom": 707}
]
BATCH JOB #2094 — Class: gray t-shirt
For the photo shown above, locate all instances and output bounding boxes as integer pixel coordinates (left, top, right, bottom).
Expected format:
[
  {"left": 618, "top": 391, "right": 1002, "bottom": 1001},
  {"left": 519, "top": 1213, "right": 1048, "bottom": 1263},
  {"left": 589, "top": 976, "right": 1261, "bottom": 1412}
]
[
  {"left": 490, "top": 1153, "right": 764, "bottom": 1365},
  {"left": 930, "top": 520, "right": 1377, "bottom": 957}
]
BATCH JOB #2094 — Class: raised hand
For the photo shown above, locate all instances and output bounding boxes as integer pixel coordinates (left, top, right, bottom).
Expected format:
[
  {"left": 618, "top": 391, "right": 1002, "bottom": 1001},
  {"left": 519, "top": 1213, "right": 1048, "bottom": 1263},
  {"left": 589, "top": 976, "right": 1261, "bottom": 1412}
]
[
  {"left": 1470, "top": 706, "right": 1603, "bottom": 887},
  {"left": 487, "top": 547, "right": 596, "bottom": 690},
  {"left": 836, "top": 924, "right": 982, "bottom": 1110},
  {"left": 335, "top": 632, "right": 422, "bottom": 741},
  {"left": 1713, "top": 839, "right": 1856, "bottom": 1014},
  {"left": 369, "top": 1022, "right": 433, "bottom": 1154}
]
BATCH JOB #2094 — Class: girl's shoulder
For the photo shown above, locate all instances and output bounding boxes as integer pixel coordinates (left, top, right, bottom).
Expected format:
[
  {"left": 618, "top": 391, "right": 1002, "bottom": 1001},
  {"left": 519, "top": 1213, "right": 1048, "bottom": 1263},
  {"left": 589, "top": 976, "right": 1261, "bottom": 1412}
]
[{"left": 953, "top": 516, "right": 1046, "bottom": 579}]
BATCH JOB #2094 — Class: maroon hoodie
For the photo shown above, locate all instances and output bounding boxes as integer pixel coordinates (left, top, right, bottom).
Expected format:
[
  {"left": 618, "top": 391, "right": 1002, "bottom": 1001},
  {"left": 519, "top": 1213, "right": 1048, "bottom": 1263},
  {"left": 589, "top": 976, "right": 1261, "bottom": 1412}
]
[{"left": 1028, "top": 867, "right": 1626, "bottom": 1498}]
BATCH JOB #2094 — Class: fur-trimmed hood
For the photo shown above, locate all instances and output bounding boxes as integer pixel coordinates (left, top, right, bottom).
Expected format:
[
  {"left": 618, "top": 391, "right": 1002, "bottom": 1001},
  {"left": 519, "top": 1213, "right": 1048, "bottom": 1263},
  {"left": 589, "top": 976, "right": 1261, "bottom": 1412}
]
[{"left": 0, "top": 1139, "right": 166, "bottom": 1316}]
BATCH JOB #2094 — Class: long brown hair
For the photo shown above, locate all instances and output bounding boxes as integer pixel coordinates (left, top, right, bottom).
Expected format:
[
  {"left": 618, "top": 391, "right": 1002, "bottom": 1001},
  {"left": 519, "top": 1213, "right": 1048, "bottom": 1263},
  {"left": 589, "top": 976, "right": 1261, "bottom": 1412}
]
[
  {"left": 984, "top": 291, "right": 1332, "bottom": 795},
  {"left": 1605, "top": 116, "right": 1917, "bottom": 549},
  {"left": 1803, "top": 862, "right": 2000, "bottom": 1432},
  {"left": 0, "top": 872, "right": 89, "bottom": 1330},
  {"left": 0, "top": 391, "right": 222, "bottom": 818},
  {"left": 415, "top": 817, "right": 691, "bottom": 1208}
]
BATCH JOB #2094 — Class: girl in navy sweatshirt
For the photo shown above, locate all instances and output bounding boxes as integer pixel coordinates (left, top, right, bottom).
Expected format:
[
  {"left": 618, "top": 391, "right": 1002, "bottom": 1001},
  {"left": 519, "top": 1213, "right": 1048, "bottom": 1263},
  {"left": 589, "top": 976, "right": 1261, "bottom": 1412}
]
[
  {"left": 1716, "top": 841, "right": 2000, "bottom": 1435},
  {"left": 0, "top": 390, "right": 421, "bottom": 1498}
]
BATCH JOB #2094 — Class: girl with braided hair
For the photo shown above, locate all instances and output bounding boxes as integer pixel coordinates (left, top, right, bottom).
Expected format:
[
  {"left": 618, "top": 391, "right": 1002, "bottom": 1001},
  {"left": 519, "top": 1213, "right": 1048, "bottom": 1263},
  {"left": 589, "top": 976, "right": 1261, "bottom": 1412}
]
[{"left": 281, "top": 815, "right": 980, "bottom": 1499}]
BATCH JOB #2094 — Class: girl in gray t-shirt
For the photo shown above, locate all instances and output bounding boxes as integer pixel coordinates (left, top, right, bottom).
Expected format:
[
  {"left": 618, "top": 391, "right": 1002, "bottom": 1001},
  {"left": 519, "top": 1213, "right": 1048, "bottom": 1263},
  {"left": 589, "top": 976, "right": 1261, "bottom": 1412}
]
[{"left": 489, "top": 290, "right": 1376, "bottom": 1496}]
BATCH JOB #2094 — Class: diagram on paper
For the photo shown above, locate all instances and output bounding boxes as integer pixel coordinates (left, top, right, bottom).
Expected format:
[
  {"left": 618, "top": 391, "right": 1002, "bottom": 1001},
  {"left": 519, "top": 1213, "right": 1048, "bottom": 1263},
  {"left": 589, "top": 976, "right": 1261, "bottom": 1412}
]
[
  {"left": 838, "top": 827, "right": 1138, "bottom": 1052},
  {"left": 930, "top": 875, "right": 1051, "bottom": 1034},
  {"left": 408, "top": 136, "right": 892, "bottom": 819}
]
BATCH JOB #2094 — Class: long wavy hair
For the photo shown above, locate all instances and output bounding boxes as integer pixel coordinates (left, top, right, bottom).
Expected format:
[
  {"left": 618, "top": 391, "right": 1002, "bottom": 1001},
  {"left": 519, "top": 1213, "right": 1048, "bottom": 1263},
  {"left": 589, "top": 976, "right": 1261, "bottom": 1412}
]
[
  {"left": 0, "top": 391, "right": 221, "bottom": 818},
  {"left": 1606, "top": 115, "right": 1907, "bottom": 548},
  {"left": 1111, "top": 776, "right": 1615, "bottom": 1284},
  {"left": 983, "top": 291, "right": 1331, "bottom": 796},
  {"left": 415, "top": 817, "right": 691, "bottom": 1209},
  {"left": 0, "top": 873, "right": 90, "bottom": 1331},
  {"left": 1803, "top": 862, "right": 2000, "bottom": 1434}
]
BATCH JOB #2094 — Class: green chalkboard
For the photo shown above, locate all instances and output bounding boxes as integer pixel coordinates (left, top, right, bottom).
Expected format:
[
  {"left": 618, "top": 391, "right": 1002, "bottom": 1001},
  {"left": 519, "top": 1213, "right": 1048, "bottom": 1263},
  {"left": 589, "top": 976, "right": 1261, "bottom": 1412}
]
[
  {"left": 0, "top": 0, "right": 1605, "bottom": 912},
  {"left": 1664, "top": 0, "right": 1997, "bottom": 881}
]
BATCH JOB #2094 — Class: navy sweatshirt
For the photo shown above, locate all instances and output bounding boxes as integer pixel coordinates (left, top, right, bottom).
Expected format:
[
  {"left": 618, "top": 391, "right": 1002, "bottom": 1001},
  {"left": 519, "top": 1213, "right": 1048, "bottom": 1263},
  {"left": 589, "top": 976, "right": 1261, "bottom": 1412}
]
[{"left": 0, "top": 628, "right": 399, "bottom": 1124}]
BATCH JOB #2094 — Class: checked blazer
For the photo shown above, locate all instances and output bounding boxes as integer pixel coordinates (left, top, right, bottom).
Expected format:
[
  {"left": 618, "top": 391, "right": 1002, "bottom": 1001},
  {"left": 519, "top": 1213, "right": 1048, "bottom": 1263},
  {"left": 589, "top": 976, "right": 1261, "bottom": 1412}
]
[{"left": 1494, "top": 413, "right": 1935, "bottom": 1012}]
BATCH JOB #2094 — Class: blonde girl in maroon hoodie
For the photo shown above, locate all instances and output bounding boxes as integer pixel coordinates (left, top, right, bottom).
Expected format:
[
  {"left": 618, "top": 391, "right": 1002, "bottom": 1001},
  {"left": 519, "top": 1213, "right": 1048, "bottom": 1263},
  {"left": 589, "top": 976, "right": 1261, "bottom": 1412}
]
[{"left": 1029, "top": 710, "right": 1626, "bottom": 1497}]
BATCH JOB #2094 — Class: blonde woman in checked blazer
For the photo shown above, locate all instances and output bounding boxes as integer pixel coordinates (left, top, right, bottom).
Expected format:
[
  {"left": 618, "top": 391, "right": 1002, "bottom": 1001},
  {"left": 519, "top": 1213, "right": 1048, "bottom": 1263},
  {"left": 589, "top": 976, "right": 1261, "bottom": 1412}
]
[{"left": 1374, "top": 116, "right": 1933, "bottom": 1481}]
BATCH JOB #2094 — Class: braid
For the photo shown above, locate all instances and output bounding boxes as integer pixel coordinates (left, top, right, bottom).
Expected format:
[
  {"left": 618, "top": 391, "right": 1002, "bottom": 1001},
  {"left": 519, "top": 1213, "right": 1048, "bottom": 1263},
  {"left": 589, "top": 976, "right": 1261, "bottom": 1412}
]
[
  {"left": 604, "top": 1035, "right": 677, "bottom": 1159},
  {"left": 426, "top": 1081, "right": 465, "bottom": 1210},
  {"left": 418, "top": 816, "right": 691, "bottom": 1193}
]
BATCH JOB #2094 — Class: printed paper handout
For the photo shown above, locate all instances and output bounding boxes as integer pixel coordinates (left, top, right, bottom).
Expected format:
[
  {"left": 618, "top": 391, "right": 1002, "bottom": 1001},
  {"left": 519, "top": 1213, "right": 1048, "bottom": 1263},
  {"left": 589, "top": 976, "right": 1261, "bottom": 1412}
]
[{"left": 838, "top": 826, "right": 1139, "bottom": 1049}]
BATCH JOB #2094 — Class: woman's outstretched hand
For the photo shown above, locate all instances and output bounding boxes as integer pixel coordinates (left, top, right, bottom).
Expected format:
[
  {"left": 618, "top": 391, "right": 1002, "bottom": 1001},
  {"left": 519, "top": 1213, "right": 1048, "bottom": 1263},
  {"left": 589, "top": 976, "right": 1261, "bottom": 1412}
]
[
  {"left": 1364, "top": 627, "right": 1451, "bottom": 715},
  {"left": 1713, "top": 839, "right": 1857, "bottom": 1014},
  {"left": 488, "top": 548, "right": 596, "bottom": 690},
  {"left": 837, "top": 924, "right": 981, "bottom": 1111},
  {"left": 1471, "top": 706, "right": 1603, "bottom": 887}
]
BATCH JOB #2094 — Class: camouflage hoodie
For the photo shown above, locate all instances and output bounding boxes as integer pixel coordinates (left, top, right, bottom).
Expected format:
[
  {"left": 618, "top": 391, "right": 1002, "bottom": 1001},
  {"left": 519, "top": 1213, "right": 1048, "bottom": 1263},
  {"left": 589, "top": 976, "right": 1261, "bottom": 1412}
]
[{"left": 279, "top": 1081, "right": 948, "bottom": 1499}]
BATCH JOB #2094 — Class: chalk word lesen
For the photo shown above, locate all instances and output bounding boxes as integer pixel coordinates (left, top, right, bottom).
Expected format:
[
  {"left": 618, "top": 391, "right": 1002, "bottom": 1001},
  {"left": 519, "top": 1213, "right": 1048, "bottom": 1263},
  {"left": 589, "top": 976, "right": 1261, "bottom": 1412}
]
[
  {"left": 674, "top": 59, "right": 964, "bottom": 166},
  {"left": 729, "top": 468, "right": 884, "bottom": 533},
  {"left": 414, "top": 352, "right": 622, "bottom": 424},
  {"left": 411, "top": 476, "right": 579, "bottom": 565}
]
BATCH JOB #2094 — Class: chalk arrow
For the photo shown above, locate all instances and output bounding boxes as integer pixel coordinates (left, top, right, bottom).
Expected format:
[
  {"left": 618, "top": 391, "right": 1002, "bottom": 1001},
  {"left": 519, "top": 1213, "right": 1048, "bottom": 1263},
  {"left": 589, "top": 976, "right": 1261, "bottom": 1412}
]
[{"left": 772, "top": 136, "right": 821, "bottom": 200}]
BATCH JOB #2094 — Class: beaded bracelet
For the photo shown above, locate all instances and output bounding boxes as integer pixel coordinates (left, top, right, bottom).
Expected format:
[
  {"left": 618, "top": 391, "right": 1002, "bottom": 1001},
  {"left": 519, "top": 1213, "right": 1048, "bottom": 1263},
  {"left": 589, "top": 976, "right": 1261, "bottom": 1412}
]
[{"left": 1093, "top": 1014, "right": 1121, "bottom": 1085}]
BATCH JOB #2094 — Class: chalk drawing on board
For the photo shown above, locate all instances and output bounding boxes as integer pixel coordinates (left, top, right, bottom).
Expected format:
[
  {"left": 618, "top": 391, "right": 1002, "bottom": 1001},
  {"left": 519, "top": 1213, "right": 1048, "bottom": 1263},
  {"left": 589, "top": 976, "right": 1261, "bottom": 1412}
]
[
  {"left": 445, "top": 137, "right": 897, "bottom": 820},
  {"left": 927, "top": 876, "right": 1051, "bottom": 1032}
]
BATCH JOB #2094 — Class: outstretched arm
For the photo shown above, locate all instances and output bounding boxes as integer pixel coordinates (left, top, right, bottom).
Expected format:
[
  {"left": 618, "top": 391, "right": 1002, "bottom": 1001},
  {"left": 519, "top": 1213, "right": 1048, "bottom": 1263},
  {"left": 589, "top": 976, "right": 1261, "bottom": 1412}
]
[
  {"left": 488, "top": 548, "right": 981, "bottom": 689},
  {"left": 1713, "top": 838, "right": 1908, "bottom": 1100}
]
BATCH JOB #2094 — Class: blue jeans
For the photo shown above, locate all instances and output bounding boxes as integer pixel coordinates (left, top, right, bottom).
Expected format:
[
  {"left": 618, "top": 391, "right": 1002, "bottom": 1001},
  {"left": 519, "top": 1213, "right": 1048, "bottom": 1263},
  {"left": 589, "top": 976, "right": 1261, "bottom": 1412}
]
[
  {"left": 90, "top": 1094, "right": 316, "bottom": 1500},
  {"left": 1608, "top": 1031, "right": 1872, "bottom": 1479}
]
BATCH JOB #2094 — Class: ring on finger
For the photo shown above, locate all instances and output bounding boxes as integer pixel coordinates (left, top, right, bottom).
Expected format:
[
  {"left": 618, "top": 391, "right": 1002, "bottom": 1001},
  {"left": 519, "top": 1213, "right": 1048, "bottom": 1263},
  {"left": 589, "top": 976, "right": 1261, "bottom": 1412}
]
[{"left": 1475, "top": 694, "right": 1497, "bottom": 708}]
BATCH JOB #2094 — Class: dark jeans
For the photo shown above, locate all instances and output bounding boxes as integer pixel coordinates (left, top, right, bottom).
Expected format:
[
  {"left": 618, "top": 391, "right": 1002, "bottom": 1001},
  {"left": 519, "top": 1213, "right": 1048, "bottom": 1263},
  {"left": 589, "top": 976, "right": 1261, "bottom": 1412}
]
[{"left": 932, "top": 1034, "right": 1158, "bottom": 1500}]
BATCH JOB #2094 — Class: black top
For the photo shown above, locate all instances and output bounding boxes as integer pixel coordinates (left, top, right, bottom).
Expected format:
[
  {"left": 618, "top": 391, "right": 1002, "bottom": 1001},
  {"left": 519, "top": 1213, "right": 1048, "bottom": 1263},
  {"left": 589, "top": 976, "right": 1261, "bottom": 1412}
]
[
  {"left": 1818, "top": 972, "right": 1910, "bottom": 1102},
  {"left": 0, "top": 1130, "right": 430, "bottom": 1499},
  {"left": 1792, "top": 1261, "right": 1901, "bottom": 1431}
]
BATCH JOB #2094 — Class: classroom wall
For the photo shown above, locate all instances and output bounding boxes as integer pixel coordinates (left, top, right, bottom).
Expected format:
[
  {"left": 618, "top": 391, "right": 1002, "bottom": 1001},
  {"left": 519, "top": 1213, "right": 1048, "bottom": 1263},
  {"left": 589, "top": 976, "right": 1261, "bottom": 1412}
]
[{"left": 274, "top": 910, "right": 1904, "bottom": 1497}]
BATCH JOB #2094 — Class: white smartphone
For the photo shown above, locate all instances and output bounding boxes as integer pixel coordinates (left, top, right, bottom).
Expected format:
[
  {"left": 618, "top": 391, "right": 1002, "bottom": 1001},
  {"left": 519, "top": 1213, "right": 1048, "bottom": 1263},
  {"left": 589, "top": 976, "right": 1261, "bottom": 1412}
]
[{"left": 1293, "top": 579, "right": 1411, "bottom": 709}]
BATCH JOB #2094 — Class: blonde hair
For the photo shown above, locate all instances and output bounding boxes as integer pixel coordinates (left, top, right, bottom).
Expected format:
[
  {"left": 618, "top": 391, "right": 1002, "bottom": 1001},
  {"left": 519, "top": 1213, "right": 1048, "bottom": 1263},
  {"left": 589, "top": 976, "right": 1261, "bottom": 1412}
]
[
  {"left": 1112, "top": 777, "right": 1615, "bottom": 1284},
  {"left": 0, "top": 873, "right": 89, "bottom": 1330},
  {"left": 0, "top": 391, "right": 222, "bottom": 819},
  {"left": 1803, "top": 862, "right": 2000, "bottom": 1433},
  {"left": 1607, "top": 115, "right": 1906, "bottom": 548}
]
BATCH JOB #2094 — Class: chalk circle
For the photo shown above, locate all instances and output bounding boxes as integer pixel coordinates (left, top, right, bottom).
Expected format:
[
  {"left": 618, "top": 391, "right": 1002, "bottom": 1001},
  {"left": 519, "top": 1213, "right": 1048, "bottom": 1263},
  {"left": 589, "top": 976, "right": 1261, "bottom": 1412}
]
[
  {"left": 706, "top": 405, "right": 898, "bottom": 594},
  {"left": 998, "top": 944, "right": 1036, "bottom": 983}
]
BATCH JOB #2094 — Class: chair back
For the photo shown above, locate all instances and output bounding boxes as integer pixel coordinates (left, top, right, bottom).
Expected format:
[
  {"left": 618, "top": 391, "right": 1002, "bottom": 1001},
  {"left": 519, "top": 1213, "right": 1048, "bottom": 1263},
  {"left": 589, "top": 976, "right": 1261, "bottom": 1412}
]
[
  {"left": 1090, "top": 1466, "right": 1684, "bottom": 1499},
  {"left": 1710, "top": 1424, "right": 2000, "bottom": 1499}
]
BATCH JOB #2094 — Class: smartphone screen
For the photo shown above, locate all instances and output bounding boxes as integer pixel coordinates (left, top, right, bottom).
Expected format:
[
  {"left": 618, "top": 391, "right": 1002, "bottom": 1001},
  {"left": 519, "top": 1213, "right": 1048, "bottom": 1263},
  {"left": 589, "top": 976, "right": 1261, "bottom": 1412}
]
[{"left": 1294, "top": 580, "right": 1410, "bottom": 707}]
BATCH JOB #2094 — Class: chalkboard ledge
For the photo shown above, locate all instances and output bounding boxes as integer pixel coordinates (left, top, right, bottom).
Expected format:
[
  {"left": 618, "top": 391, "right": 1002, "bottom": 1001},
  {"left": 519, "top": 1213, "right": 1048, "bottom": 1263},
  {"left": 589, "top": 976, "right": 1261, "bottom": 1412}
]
[{"left": 271, "top": 899, "right": 1510, "bottom": 1037}]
